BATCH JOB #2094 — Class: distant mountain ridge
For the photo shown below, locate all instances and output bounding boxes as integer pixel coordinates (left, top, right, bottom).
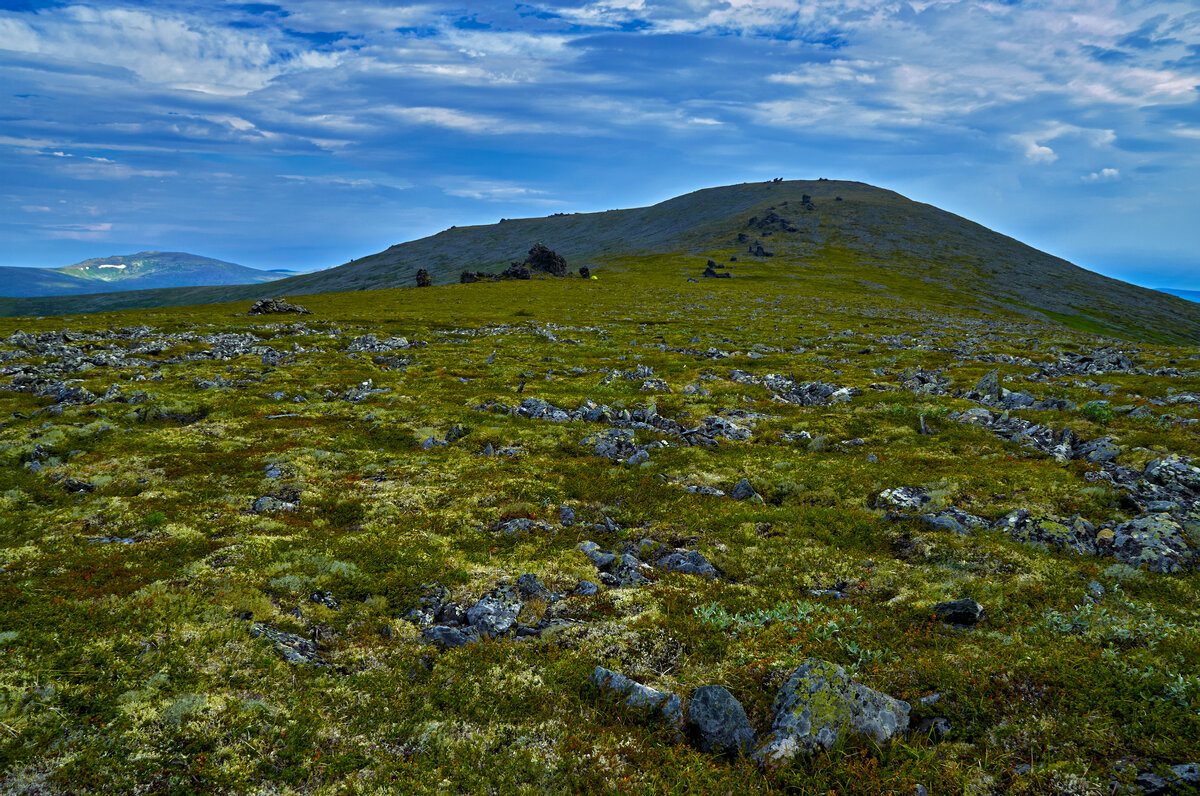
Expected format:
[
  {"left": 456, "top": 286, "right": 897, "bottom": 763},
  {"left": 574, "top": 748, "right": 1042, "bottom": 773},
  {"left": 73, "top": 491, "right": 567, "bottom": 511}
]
[
  {"left": 3, "top": 181, "right": 1199, "bottom": 343},
  {"left": 0, "top": 251, "right": 289, "bottom": 297}
]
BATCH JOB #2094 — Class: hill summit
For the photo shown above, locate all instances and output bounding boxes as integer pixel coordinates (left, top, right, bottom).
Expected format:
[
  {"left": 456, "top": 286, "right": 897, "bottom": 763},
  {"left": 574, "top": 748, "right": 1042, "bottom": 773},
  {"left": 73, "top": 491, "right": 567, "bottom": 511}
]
[{"left": 3, "top": 180, "right": 1198, "bottom": 343}]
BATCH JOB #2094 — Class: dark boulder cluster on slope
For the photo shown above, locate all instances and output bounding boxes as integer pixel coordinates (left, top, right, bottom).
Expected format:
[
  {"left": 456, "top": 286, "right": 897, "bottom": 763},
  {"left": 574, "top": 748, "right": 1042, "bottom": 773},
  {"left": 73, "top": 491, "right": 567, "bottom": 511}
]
[
  {"left": 591, "top": 658, "right": 909, "bottom": 767},
  {"left": 248, "top": 298, "right": 310, "bottom": 315},
  {"left": 702, "top": 260, "right": 731, "bottom": 279},
  {"left": 414, "top": 268, "right": 432, "bottom": 287},
  {"left": 746, "top": 210, "right": 798, "bottom": 233},
  {"left": 457, "top": 244, "right": 574, "bottom": 285}
]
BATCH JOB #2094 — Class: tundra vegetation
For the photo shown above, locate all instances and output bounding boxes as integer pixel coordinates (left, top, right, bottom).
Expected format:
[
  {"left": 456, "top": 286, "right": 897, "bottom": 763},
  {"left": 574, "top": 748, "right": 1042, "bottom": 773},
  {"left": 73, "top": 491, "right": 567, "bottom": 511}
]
[{"left": 0, "top": 206, "right": 1198, "bottom": 794}]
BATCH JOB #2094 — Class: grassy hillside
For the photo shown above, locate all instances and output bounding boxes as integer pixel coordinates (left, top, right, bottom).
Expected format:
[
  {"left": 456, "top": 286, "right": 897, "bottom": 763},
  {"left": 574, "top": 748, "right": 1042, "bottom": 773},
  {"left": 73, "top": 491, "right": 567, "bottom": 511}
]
[
  {"left": 0, "top": 257, "right": 1198, "bottom": 794},
  {"left": 6, "top": 181, "right": 1199, "bottom": 344}
]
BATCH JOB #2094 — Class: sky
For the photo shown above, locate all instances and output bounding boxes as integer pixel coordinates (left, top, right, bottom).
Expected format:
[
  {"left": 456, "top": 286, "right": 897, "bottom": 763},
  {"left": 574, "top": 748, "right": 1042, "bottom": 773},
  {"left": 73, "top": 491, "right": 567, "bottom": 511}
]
[{"left": 0, "top": 1, "right": 1197, "bottom": 288}]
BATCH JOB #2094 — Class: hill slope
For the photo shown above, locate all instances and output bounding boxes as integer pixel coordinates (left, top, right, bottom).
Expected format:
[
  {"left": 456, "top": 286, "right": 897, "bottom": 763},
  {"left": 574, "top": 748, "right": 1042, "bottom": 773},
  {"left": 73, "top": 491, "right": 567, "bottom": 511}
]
[
  {"left": 0, "top": 251, "right": 286, "bottom": 297},
  {"left": 4, "top": 181, "right": 1198, "bottom": 343}
]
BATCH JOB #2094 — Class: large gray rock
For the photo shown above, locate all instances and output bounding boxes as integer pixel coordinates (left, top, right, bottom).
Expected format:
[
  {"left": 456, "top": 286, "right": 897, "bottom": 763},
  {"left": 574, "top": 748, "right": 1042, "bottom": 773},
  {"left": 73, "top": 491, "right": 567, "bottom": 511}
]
[
  {"left": 1108, "top": 514, "right": 1196, "bottom": 574},
  {"left": 686, "top": 685, "right": 756, "bottom": 756},
  {"left": 730, "top": 478, "right": 761, "bottom": 502},
  {"left": 590, "top": 666, "right": 683, "bottom": 728},
  {"left": 466, "top": 583, "right": 523, "bottom": 638},
  {"left": 754, "top": 659, "right": 910, "bottom": 769}
]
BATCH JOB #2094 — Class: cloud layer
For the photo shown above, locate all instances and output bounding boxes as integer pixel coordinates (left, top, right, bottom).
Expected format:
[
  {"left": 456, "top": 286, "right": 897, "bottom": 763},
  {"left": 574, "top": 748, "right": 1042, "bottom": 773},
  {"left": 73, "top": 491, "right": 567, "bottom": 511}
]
[{"left": 1, "top": 1, "right": 1197, "bottom": 285}]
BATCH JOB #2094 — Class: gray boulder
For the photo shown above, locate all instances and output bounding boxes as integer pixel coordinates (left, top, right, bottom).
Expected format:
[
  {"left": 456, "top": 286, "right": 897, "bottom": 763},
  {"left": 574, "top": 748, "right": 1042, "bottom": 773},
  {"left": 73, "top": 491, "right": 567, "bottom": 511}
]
[
  {"left": 466, "top": 583, "right": 523, "bottom": 638},
  {"left": 590, "top": 666, "right": 683, "bottom": 728},
  {"left": 730, "top": 478, "right": 762, "bottom": 502},
  {"left": 656, "top": 550, "right": 718, "bottom": 579},
  {"left": 422, "top": 625, "right": 478, "bottom": 649},
  {"left": 754, "top": 659, "right": 910, "bottom": 769},
  {"left": 686, "top": 685, "right": 756, "bottom": 756}
]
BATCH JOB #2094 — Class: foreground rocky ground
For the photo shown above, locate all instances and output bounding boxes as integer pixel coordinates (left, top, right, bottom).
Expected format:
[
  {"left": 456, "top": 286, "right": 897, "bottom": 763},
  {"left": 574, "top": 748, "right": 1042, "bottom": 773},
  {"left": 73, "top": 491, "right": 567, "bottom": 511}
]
[{"left": 0, "top": 258, "right": 1198, "bottom": 794}]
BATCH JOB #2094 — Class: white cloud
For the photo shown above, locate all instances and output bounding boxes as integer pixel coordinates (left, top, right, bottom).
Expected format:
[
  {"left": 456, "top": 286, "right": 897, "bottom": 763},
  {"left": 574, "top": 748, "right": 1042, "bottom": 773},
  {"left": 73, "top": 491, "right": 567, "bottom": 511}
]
[
  {"left": 45, "top": 222, "right": 112, "bottom": 240},
  {"left": 1083, "top": 167, "right": 1120, "bottom": 182},
  {"left": 440, "top": 179, "right": 553, "bottom": 202},
  {"left": 1012, "top": 124, "right": 1116, "bottom": 165}
]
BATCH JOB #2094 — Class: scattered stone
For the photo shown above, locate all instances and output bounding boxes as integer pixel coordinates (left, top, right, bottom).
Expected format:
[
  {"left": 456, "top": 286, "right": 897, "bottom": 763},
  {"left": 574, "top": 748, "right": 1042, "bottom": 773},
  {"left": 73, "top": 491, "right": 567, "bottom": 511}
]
[
  {"left": 686, "top": 685, "right": 756, "bottom": 756},
  {"left": 574, "top": 580, "right": 600, "bottom": 596},
  {"left": 754, "top": 659, "right": 910, "bottom": 768},
  {"left": 1136, "top": 763, "right": 1200, "bottom": 795},
  {"left": 933, "top": 598, "right": 984, "bottom": 626},
  {"left": 252, "top": 496, "right": 296, "bottom": 513},
  {"left": 559, "top": 505, "right": 576, "bottom": 526},
  {"left": 876, "top": 487, "right": 931, "bottom": 511},
  {"left": 250, "top": 623, "right": 330, "bottom": 667},
  {"left": 656, "top": 549, "right": 719, "bottom": 579},
  {"left": 493, "top": 517, "right": 553, "bottom": 537}
]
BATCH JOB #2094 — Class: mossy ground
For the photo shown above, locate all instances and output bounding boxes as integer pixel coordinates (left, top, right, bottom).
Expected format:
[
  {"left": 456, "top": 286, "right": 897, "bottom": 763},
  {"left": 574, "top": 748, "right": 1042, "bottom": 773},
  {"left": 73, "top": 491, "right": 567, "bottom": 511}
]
[{"left": 0, "top": 252, "right": 1197, "bottom": 794}]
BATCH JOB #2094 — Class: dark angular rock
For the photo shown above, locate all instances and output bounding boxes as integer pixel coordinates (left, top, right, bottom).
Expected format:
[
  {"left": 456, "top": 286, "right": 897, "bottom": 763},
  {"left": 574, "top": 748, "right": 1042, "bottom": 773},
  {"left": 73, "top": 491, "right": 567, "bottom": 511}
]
[
  {"left": 524, "top": 243, "right": 567, "bottom": 276},
  {"left": 422, "top": 625, "right": 478, "bottom": 649},
  {"left": 730, "top": 478, "right": 760, "bottom": 502},
  {"left": 578, "top": 266, "right": 590, "bottom": 278},
  {"left": 415, "top": 268, "right": 432, "bottom": 287},
  {"left": 590, "top": 666, "right": 683, "bottom": 728},
  {"left": 517, "top": 573, "right": 551, "bottom": 601},
  {"left": 686, "top": 685, "right": 756, "bottom": 756},
  {"left": 574, "top": 580, "right": 600, "bottom": 596},
  {"left": 933, "top": 598, "right": 984, "bottom": 625}
]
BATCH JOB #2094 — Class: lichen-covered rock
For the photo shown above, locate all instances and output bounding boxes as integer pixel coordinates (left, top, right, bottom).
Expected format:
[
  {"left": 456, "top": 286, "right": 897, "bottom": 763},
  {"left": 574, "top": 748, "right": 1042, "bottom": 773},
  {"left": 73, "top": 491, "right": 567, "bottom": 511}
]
[
  {"left": 250, "top": 623, "right": 330, "bottom": 667},
  {"left": 754, "top": 659, "right": 910, "bottom": 768},
  {"left": 1074, "top": 437, "right": 1122, "bottom": 463},
  {"left": 252, "top": 495, "right": 296, "bottom": 514},
  {"left": 466, "top": 583, "right": 523, "bottom": 638},
  {"left": 656, "top": 550, "right": 718, "bottom": 579},
  {"left": 1000, "top": 510, "right": 1097, "bottom": 556},
  {"left": 686, "top": 685, "right": 756, "bottom": 756},
  {"left": 493, "top": 517, "right": 552, "bottom": 537},
  {"left": 876, "top": 487, "right": 931, "bottom": 511},
  {"left": 589, "top": 666, "right": 683, "bottom": 728},
  {"left": 1144, "top": 457, "right": 1200, "bottom": 493},
  {"left": 1109, "top": 514, "right": 1196, "bottom": 574}
]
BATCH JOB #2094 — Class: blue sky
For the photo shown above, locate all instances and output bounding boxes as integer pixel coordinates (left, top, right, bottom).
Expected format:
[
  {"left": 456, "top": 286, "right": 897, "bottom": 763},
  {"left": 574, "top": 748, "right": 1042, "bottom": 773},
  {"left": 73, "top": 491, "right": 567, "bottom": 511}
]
[{"left": 1, "top": 1, "right": 1197, "bottom": 288}]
